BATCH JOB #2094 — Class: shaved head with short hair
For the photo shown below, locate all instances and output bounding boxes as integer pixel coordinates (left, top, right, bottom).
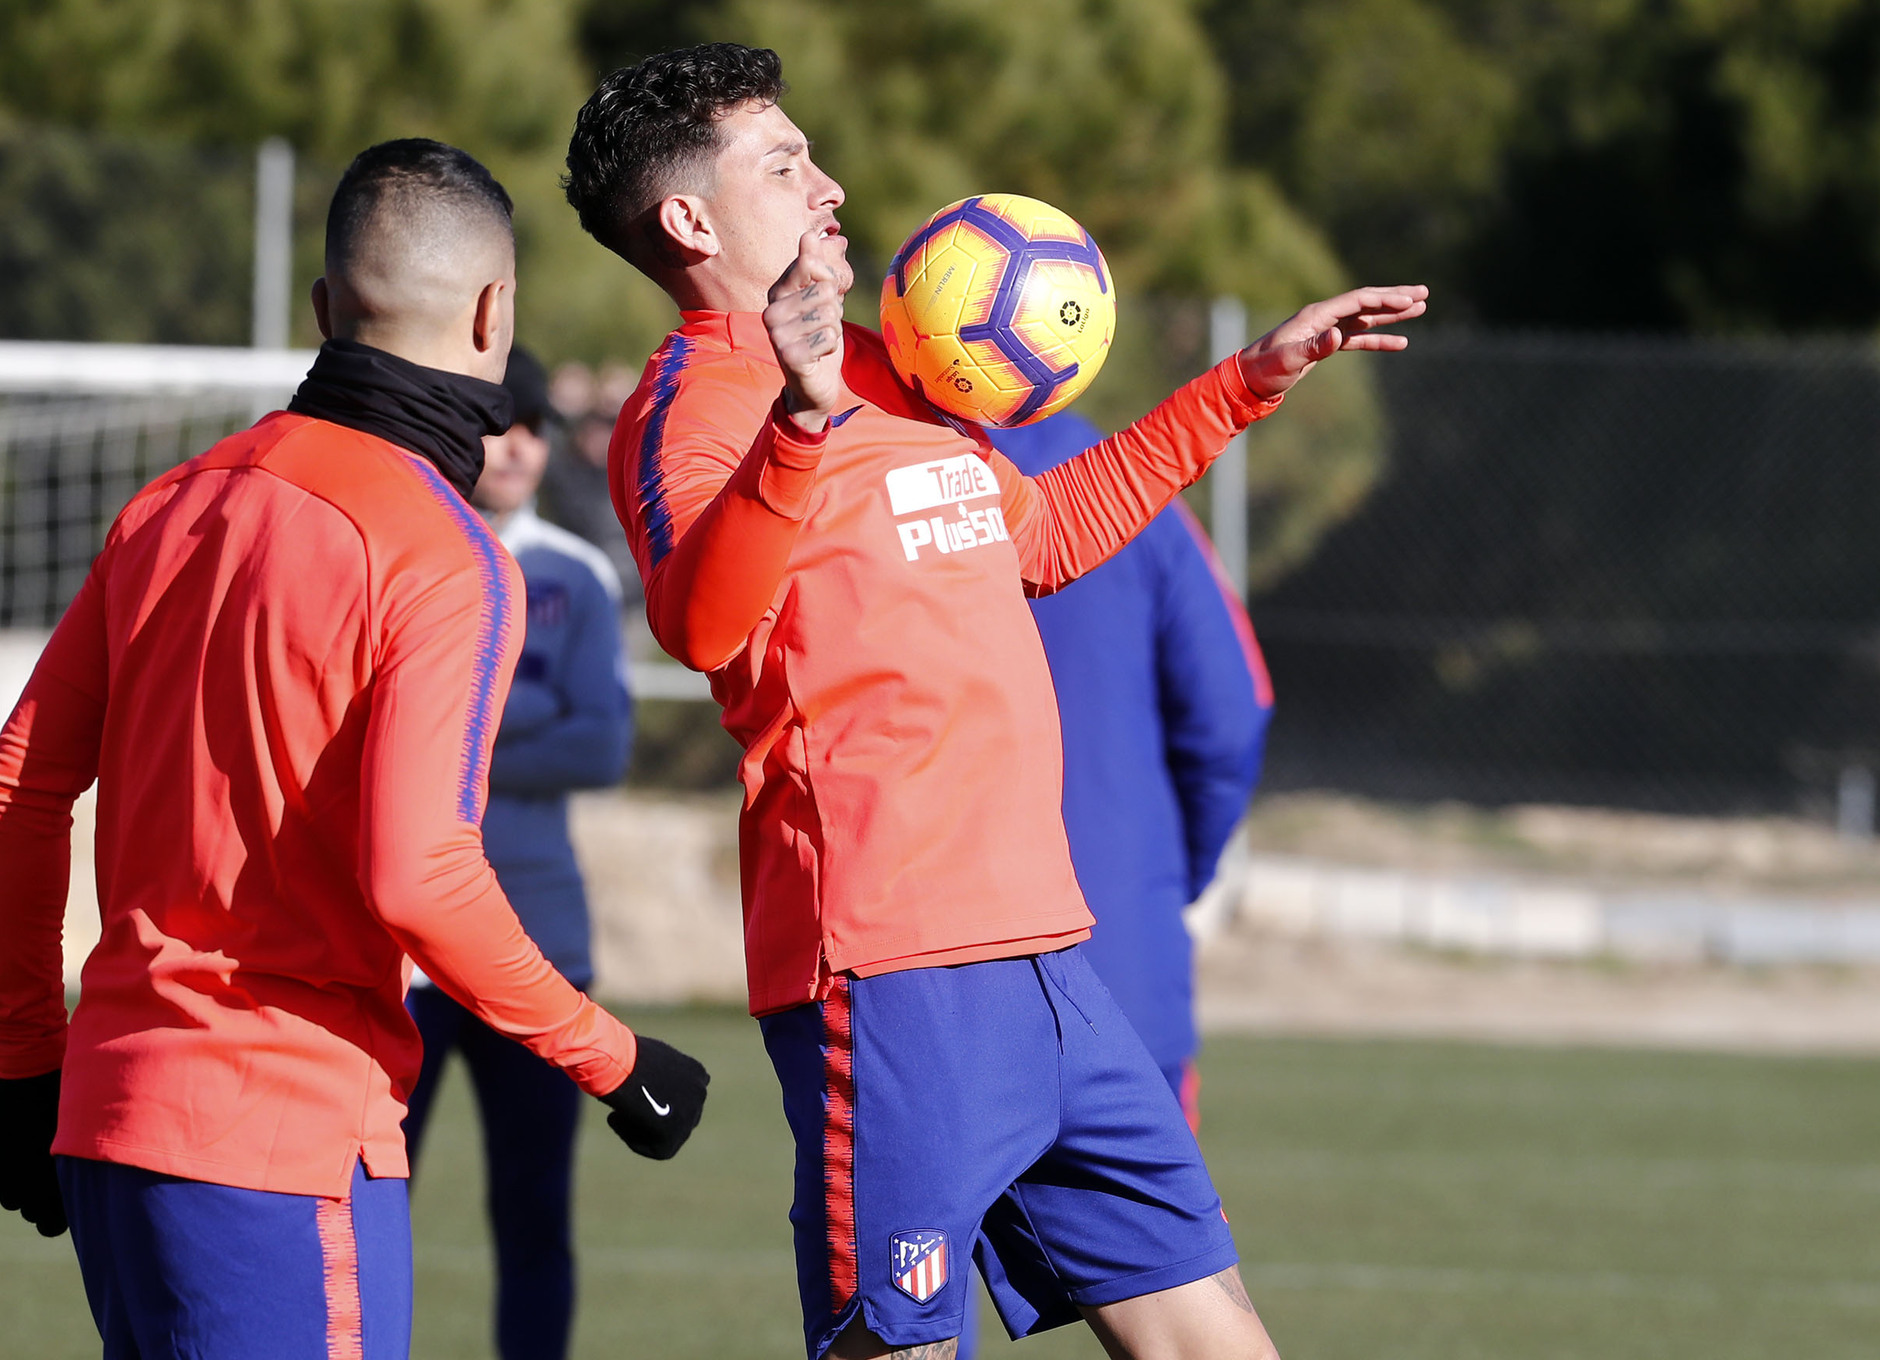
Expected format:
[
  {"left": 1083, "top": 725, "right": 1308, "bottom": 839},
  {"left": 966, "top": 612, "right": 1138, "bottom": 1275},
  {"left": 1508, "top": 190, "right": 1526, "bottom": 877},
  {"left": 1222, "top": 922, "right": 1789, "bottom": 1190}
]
[{"left": 314, "top": 139, "right": 517, "bottom": 379}]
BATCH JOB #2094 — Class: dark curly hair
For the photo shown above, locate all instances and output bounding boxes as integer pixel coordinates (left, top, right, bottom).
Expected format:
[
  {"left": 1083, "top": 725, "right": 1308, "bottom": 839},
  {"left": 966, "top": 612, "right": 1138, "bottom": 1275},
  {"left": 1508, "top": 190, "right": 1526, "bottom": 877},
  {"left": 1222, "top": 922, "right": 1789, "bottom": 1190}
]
[{"left": 563, "top": 43, "right": 787, "bottom": 273}]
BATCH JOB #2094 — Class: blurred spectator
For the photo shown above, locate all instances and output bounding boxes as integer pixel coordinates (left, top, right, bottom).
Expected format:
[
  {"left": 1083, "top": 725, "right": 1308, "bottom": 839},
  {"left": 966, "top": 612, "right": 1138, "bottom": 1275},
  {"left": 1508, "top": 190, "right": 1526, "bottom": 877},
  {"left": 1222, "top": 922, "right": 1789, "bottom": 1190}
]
[
  {"left": 403, "top": 347, "right": 633, "bottom": 1360},
  {"left": 944, "top": 409, "right": 1274, "bottom": 1360},
  {"left": 538, "top": 360, "right": 642, "bottom": 604},
  {"left": 993, "top": 409, "right": 1273, "bottom": 1128}
]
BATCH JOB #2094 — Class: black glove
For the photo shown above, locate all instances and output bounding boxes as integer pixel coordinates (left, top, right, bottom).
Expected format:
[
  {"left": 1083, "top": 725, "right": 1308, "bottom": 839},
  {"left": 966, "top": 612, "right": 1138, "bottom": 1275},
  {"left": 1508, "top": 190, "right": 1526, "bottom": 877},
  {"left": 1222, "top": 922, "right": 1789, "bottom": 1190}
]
[
  {"left": 599, "top": 1036, "right": 709, "bottom": 1160},
  {"left": 0, "top": 1070, "right": 67, "bottom": 1237}
]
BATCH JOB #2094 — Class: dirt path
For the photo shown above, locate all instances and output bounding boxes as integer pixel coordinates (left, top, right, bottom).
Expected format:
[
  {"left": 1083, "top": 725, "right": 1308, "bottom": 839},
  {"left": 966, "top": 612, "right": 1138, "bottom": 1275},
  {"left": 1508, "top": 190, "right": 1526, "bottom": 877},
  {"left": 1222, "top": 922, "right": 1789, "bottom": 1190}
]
[
  {"left": 54, "top": 788, "right": 1880, "bottom": 1054},
  {"left": 1197, "top": 925, "right": 1880, "bottom": 1053}
]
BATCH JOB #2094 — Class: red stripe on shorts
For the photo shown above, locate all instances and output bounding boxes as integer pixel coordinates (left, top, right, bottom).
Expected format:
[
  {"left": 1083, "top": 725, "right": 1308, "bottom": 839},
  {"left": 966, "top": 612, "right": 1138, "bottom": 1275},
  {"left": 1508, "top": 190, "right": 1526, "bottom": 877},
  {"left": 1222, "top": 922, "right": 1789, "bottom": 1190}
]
[
  {"left": 1180, "top": 1059, "right": 1203, "bottom": 1137},
  {"left": 315, "top": 1194, "right": 365, "bottom": 1360},
  {"left": 822, "top": 977, "right": 858, "bottom": 1308}
]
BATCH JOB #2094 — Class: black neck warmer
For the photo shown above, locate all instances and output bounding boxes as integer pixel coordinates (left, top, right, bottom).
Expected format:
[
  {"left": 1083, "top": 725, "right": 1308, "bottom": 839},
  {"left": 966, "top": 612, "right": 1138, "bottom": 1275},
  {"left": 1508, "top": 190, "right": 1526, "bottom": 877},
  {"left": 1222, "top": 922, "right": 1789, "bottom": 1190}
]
[{"left": 288, "top": 339, "right": 513, "bottom": 499}]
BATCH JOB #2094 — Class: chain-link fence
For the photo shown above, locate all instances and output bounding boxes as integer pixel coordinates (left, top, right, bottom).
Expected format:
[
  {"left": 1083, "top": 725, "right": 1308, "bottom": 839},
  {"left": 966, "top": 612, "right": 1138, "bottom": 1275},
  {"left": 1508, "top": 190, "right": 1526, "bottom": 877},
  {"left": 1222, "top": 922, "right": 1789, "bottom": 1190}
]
[{"left": 1249, "top": 332, "right": 1880, "bottom": 817}]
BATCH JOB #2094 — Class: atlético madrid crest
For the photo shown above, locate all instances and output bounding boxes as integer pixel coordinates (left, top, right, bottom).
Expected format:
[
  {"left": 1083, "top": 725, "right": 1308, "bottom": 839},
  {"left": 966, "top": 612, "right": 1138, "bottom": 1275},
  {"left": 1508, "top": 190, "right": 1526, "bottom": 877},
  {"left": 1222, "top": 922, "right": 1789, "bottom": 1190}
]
[{"left": 890, "top": 1229, "right": 949, "bottom": 1304}]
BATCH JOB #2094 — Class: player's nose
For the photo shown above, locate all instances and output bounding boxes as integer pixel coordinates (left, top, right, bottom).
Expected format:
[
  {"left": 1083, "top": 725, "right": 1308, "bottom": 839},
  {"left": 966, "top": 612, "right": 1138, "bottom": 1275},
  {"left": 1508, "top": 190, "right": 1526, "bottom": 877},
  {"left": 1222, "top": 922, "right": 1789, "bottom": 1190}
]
[{"left": 811, "top": 164, "right": 845, "bottom": 212}]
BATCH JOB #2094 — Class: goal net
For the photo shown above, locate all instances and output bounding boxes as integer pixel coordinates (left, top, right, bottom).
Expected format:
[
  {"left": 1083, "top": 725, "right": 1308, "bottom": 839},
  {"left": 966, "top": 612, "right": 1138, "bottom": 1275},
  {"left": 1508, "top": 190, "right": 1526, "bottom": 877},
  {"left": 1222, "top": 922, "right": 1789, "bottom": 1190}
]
[
  {"left": 0, "top": 342, "right": 314, "bottom": 630},
  {"left": 0, "top": 340, "right": 709, "bottom": 712}
]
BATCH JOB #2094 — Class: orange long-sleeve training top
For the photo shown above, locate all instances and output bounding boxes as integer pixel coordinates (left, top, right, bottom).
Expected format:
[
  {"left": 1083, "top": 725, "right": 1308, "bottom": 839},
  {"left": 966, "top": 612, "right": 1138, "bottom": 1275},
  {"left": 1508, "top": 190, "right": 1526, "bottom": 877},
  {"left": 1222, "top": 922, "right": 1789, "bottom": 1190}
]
[
  {"left": 0, "top": 412, "right": 637, "bottom": 1198},
  {"left": 611, "top": 312, "right": 1279, "bottom": 1015}
]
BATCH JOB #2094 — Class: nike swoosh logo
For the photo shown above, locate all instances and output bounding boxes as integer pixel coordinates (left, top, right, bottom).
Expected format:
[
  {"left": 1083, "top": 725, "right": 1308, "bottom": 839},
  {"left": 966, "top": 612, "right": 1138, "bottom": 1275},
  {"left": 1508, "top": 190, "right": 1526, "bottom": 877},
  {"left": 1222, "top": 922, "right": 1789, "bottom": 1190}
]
[
  {"left": 642, "top": 1086, "right": 671, "bottom": 1117},
  {"left": 829, "top": 404, "right": 864, "bottom": 428}
]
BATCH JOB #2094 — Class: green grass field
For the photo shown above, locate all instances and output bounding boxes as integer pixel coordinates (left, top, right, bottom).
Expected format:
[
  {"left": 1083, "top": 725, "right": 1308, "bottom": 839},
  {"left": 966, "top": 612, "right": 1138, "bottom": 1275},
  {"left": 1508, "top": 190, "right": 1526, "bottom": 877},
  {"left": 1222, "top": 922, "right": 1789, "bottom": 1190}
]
[{"left": 6, "top": 1010, "right": 1878, "bottom": 1359}]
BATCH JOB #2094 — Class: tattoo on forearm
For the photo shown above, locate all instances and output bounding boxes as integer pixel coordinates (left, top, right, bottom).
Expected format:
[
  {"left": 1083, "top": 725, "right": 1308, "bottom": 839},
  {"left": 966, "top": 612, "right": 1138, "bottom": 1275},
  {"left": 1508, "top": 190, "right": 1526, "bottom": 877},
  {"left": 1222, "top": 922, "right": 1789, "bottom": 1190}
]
[{"left": 1211, "top": 1266, "right": 1256, "bottom": 1313}]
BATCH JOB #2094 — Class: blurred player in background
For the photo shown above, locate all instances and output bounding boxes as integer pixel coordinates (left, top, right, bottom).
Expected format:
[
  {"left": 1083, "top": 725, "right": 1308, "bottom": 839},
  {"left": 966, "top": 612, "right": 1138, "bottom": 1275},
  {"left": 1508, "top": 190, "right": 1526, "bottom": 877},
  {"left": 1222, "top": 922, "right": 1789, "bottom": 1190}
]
[
  {"left": 539, "top": 361, "right": 641, "bottom": 601},
  {"left": 0, "top": 139, "right": 705, "bottom": 1360},
  {"left": 402, "top": 346, "right": 633, "bottom": 1360},
  {"left": 951, "top": 411, "right": 1273, "bottom": 1360},
  {"left": 564, "top": 43, "right": 1422, "bottom": 1360},
  {"left": 993, "top": 410, "right": 1272, "bottom": 1131}
]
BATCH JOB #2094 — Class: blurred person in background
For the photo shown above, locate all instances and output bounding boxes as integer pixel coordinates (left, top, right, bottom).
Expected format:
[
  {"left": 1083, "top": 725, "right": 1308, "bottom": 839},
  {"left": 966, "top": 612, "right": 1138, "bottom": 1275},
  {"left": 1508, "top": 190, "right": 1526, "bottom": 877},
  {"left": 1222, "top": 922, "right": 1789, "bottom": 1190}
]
[
  {"left": 992, "top": 409, "right": 1271, "bottom": 1130},
  {"left": 539, "top": 360, "right": 641, "bottom": 603},
  {"left": 402, "top": 346, "right": 633, "bottom": 1360},
  {"left": 950, "top": 410, "right": 1273, "bottom": 1360}
]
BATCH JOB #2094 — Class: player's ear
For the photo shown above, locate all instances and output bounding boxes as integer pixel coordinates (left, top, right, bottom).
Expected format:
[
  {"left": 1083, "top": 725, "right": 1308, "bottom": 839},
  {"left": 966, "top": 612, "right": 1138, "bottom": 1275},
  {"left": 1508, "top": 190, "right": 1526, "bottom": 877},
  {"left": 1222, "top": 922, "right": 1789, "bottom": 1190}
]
[
  {"left": 311, "top": 277, "right": 333, "bottom": 341},
  {"left": 472, "top": 278, "right": 507, "bottom": 352},
  {"left": 654, "top": 195, "right": 718, "bottom": 262},
  {"left": 471, "top": 277, "right": 513, "bottom": 382}
]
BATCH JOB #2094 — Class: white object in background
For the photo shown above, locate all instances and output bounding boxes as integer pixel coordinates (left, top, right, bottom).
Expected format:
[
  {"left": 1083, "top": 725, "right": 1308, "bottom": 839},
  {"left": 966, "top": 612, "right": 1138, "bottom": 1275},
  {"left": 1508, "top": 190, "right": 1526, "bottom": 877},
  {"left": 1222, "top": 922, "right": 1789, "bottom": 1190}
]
[
  {"left": 1184, "top": 824, "right": 1249, "bottom": 943},
  {"left": 0, "top": 632, "right": 51, "bottom": 715},
  {"left": 1837, "top": 764, "right": 1874, "bottom": 842},
  {"left": 0, "top": 341, "right": 317, "bottom": 395},
  {"left": 629, "top": 661, "right": 714, "bottom": 701},
  {"left": 252, "top": 138, "right": 295, "bottom": 353},
  {"left": 1207, "top": 296, "right": 1249, "bottom": 600}
]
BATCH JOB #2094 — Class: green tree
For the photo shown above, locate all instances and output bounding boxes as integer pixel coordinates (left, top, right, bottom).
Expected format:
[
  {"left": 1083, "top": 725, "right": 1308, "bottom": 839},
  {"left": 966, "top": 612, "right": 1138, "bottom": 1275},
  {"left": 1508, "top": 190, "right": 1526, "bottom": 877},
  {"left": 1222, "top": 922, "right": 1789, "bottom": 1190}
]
[
  {"left": 1201, "top": 0, "right": 1542, "bottom": 308},
  {"left": 1203, "top": 0, "right": 1880, "bottom": 332},
  {"left": 0, "top": 0, "right": 678, "bottom": 359},
  {"left": 1467, "top": 0, "right": 1880, "bottom": 330},
  {"left": 0, "top": 127, "right": 254, "bottom": 346}
]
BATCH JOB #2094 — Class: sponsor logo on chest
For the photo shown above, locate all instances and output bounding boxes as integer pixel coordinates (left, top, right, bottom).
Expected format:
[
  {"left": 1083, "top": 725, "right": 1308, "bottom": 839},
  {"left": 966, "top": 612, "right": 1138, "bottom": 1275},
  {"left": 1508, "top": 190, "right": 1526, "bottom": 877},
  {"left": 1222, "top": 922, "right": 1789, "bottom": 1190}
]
[{"left": 885, "top": 453, "right": 1010, "bottom": 562}]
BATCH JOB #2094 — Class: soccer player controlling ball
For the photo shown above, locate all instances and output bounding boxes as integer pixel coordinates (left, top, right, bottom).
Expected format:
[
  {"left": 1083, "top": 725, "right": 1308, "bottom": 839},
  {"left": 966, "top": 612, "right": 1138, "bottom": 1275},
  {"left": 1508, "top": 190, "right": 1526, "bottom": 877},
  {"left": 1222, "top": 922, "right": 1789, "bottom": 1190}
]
[{"left": 564, "top": 44, "right": 1425, "bottom": 1360}]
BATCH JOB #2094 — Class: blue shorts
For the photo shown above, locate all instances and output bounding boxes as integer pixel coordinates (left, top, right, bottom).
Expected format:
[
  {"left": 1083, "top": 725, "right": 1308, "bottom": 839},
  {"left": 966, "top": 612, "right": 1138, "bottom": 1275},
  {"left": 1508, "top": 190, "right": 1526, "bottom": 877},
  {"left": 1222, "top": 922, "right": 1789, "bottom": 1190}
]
[
  {"left": 760, "top": 945, "right": 1237, "bottom": 1358},
  {"left": 57, "top": 1155, "right": 412, "bottom": 1359}
]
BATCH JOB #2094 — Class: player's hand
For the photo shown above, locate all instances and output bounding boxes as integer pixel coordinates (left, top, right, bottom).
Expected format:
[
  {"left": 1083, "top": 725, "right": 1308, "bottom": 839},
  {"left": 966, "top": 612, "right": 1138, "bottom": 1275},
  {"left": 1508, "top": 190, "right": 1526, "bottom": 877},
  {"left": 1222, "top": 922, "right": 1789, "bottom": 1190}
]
[
  {"left": 599, "top": 1035, "right": 710, "bottom": 1160},
  {"left": 764, "top": 226, "right": 853, "bottom": 435},
  {"left": 0, "top": 1070, "right": 67, "bottom": 1237},
  {"left": 1237, "top": 285, "right": 1428, "bottom": 400}
]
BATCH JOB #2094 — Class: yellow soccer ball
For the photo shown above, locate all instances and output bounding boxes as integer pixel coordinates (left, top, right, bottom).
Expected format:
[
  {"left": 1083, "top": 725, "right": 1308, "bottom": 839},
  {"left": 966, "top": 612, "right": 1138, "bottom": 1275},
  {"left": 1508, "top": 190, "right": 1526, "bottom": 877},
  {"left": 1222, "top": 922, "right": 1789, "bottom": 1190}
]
[{"left": 879, "top": 193, "right": 1115, "bottom": 427}]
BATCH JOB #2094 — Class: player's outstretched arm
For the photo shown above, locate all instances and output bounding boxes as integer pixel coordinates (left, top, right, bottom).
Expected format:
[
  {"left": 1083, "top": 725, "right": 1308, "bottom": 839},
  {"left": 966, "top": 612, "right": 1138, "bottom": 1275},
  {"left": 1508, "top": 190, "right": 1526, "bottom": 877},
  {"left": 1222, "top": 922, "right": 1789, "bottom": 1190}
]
[
  {"left": 995, "top": 285, "right": 1427, "bottom": 593},
  {"left": 1236, "top": 284, "right": 1428, "bottom": 399}
]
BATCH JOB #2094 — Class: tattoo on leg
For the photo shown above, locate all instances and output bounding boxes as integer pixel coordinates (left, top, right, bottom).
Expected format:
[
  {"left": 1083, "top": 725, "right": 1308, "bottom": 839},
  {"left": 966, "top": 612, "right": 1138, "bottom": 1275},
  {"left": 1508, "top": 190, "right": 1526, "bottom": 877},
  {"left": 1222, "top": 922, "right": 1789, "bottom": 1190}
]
[
  {"left": 1210, "top": 1266, "right": 1256, "bottom": 1314},
  {"left": 891, "top": 1342, "right": 958, "bottom": 1360},
  {"left": 830, "top": 1320, "right": 958, "bottom": 1360}
]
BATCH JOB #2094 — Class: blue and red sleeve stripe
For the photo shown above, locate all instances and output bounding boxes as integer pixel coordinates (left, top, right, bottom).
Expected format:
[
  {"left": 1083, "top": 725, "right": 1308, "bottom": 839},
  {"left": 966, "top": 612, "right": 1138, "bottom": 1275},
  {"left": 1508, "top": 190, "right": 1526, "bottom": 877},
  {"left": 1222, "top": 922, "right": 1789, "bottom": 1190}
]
[
  {"left": 636, "top": 335, "right": 695, "bottom": 571},
  {"left": 402, "top": 454, "right": 514, "bottom": 824}
]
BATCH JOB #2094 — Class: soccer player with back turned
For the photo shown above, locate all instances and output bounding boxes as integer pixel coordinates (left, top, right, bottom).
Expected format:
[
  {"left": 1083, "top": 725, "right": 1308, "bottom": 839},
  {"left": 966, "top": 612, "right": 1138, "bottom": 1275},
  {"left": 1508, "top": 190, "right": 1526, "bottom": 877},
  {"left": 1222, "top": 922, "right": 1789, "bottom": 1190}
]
[
  {"left": 0, "top": 140, "right": 707, "bottom": 1360},
  {"left": 564, "top": 45, "right": 1424, "bottom": 1360}
]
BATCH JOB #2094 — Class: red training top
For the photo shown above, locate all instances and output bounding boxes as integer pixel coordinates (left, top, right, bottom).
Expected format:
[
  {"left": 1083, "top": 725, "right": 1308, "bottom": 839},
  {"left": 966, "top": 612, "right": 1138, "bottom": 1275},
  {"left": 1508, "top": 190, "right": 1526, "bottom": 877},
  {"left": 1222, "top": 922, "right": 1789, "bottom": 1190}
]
[
  {"left": 0, "top": 413, "right": 637, "bottom": 1198},
  {"left": 611, "top": 312, "right": 1278, "bottom": 1015}
]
